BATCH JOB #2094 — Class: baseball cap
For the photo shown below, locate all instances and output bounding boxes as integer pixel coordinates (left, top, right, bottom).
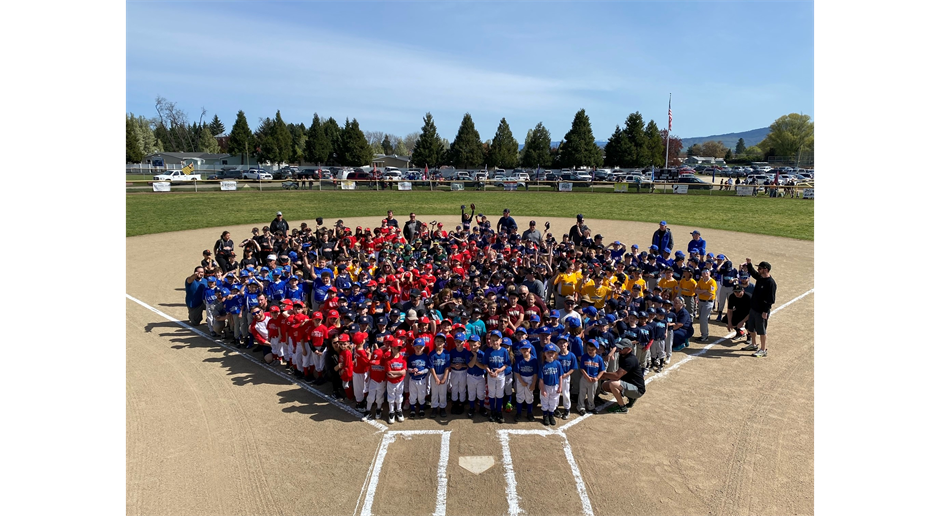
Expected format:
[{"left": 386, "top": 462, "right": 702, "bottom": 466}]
[
  {"left": 328, "top": 310, "right": 339, "bottom": 318},
  {"left": 649, "top": 245, "right": 659, "bottom": 251},
  {"left": 338, "top": 334, "right": 350, "bottom": 342},
  {"left": 277, "top": 211, "right": 282, "bottom": 216},
  {"left": 312, "top": 311, "right": 323, "bottom": 319},
  {"left": 454, "top": 332, "right": 467, "bottom": 341},
  {"left": 675, "top": 251, "right": 685, "bottom": 258},
  {"left": 615, "top": 338, "right": 635, "bottom": 350},
  {"left": 659, "top": 220, "right": 667, "bottom": 226},
  {"left": 206, "top": 276, "right": 217, "bottom": 283},
  {"left": 489, "top": 330, "right": 502, "bottom": 338},
  {"left": 758, "top": 261, "right": 772, "bottom": 271},
  {"left": 521, "top": 343, "right": 535, "bottom": 352},
  {"left": 631, "top": 244, "right": 639, "bottom": 249},
  {"left": 501, "top": 338, "right": 512, "bottom": 347},
  {"left": 469, "top": 335, "right": 481, "bottom": 342},
  {"left": 733, "top": 285, "right": 745, "bottom": 292},
  {"left": 544, "top": 343, "right": 559, "bottom": 353},
  {"left": 567, "top": 318, "right": 581, "bottom": 327},
  {"left": 691, "top": 230, "right": 700, "bottom": 235},
  {"left": 586, "top": 339, "right": 598, "bottom": 348},
  {"left": 413, "top": 338, "right": 427, "bottom": 348},
  {"left": 549, "top": 310, "right": 561, "bottom": 319},
  {"left": 717, "top": 254, "right": 726, "bottom": 260},
  {"left": 530, "top": 220, "right": 536, "bottom": 225},
  {"left": 555, "top": 334, "right": 569, "bottom": 342}
]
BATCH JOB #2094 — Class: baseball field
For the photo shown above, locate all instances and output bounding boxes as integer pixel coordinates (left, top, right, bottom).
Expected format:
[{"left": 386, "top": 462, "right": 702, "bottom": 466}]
[{"left": 126, "top": 193, "right": 814, "bottom": 515}]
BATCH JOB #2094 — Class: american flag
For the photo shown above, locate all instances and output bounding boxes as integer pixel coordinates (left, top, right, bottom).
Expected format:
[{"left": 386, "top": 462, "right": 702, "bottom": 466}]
[{"left": 668, "top": 97, "right": 672, "bottom": 132}]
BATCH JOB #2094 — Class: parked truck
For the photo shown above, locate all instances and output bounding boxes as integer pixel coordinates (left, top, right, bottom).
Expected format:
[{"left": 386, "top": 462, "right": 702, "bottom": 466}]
[{"left": 152, "top": 170, "right": 201, "bottom": 182}]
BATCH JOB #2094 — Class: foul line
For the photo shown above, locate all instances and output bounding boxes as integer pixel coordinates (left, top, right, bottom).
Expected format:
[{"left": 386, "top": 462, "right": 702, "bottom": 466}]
[
  {"left": 498, "top": 287, "right": 814, "bottom": 515},
  {"left": 557, "top": 287, "right": 815, "bottom": 433},
  {"left": 126, "top": 293, "right": 388, "bottom": 431},
  {"left": 360, "top": 430, "right": 451, "bottom": 516}
]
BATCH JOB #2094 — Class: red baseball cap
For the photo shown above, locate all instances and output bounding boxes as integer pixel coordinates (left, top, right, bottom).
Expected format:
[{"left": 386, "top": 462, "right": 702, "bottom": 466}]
[
  {"left": 352, "top": 332, "right": 367, "bottom": 345},
  {"left": 328, "top": 310, "right": 339, "bottom": 318},
  {"left": 312, "top": 312, "right": 323, "bottom": 319},
  {"left": 293, "top": 301, "right": 305, "bottom": 308},
  {"left": 338, "top": 334, "right": 350, "bottom": 342},
  {"left": 419, "top": 316, "right": 431, "bottom": 324}
]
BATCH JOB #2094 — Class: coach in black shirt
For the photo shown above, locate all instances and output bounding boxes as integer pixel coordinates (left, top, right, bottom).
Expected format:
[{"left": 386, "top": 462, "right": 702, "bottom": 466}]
[
  {"left": 743, "top": 259, "right": 777, "bottom": 357},
  {"left": 599, "top": 338, "right": 646, "bottom": 413},
  {"left": 725, "top": 285, "right": 751, "bottom": 339}
]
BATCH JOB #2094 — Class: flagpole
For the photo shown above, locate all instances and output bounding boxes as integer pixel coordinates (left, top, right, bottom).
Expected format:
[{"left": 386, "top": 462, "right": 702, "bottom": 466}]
[{"left": 664, "top": 93, "right": 672, "bottom": 172}]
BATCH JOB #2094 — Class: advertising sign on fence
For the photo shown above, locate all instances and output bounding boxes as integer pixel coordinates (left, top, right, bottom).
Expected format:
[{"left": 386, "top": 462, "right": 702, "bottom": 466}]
[
  {"left": 503, "top": 182, "right": 519, "bottom": 191},
  {"left": 398, "top": 182, "right": 413, "bottom": 191},
  {"left": 152, "top": 182, "right": 171, "bottom": 192},
  {"left": 614, "top": 183, "right": 628, "bottom": 193},
  {"left": 451, "top": 182, "right": 464, "bottom": 191},
  {"left": 220, "top": 181, "right": 237, "bottom": 191},
  {"left": 803, "top": 188, "right": 814, "bottom": 200},
  {"left": 341, "top": 181, "right": 356, "bottom": 190},
  {"left": 736, "top": 186, "right": 754, "bottom": 196},
  {"left": 558, "top": 182, "right": 573, "bottom": 192},
  {"left": 672, "top": 185, "right": 689, "bottom": 194}
]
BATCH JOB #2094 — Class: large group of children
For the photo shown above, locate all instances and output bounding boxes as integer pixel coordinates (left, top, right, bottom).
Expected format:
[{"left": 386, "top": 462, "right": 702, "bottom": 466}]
[{"left": 186, "top": 207, "right": 762, "bottom": 425}]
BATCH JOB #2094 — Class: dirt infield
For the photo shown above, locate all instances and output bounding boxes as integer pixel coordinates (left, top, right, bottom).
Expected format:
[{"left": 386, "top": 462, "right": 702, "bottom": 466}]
[{"left": 126, "top": 215, "right": 813, "bottom": 515}]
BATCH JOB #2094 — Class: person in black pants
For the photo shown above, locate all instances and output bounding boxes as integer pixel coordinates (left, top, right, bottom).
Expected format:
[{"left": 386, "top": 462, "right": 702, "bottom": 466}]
[{"left": 742, "top": 259, "right": 777, "bottom": 357}]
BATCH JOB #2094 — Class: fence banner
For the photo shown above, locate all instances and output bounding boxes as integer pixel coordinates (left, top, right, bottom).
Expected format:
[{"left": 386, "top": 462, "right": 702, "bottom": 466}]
[
  {"left": 152, "top": 182, "right": 171, "bottom": 192},
  {"left": 450, "top": 182, "right": 464, "bottom": 191},
  {"left": 736, "top": 186, "right": 754, "bottom": 196},
  {"left": 559, "top": 182, "right": 573, "bottom": 192},
  {"left": 398, "top": 182, "right": 413, "bottom": 191},
  {"left": 803, "top": 188, "right": 814, "bottom": 200},
  {"left": 672, "top": 185, "right": 689, "bottom": 194},
  {"left": 341, "top": 181, "right": 357, "bottom": 190},
  {"left": 614, "top": 183, "right": 628, "bottom": 193},
  {"left": 220, "top": 181, "right": 237, "bottom": 191},
  {"left": 504, "top": 182, "right": 519, "bottom": 191}
]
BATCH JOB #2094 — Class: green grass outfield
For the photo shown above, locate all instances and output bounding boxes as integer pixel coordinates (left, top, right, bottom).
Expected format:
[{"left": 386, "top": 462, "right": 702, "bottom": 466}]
[{"left": 126, "top": 190, "right": 813, "bottom": 240}]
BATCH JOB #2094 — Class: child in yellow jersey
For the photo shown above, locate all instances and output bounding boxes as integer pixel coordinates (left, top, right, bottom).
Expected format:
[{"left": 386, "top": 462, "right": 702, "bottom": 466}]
[
  {"left": 625, "top": 267, "right": 646, "bottom": 297},
  {"left": 658, "top": 274, "right": 679, "bottom": 298},
  {"left": 553, "top": 265, "right": 582, "bottom": 308},
  {"left": 678, "top": 269, "right": 698, "bottom": 318}
]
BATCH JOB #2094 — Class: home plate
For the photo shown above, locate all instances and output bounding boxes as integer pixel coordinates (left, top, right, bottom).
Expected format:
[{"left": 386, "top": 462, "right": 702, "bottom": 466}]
[{"left": 459, "top": 456, "right": 495, "bottom": 474}]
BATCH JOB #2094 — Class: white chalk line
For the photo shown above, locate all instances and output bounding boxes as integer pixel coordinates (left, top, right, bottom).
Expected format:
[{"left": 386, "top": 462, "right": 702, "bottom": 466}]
[
  {"left": 497, "top": 287, "right": 815, "bottom": 515},
  {"left": 556, "top": 287, "right": 815, "bottom": 433},
  {"left": 125, "top": 293, "right": 388, "bottom": 431},
  {"left": 359, "top": 430, "right": 452, "bottom": 516}
]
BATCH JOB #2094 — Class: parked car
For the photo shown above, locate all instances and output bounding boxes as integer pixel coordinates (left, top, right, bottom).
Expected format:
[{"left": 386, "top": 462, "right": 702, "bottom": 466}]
[
  {"left": 153, "top": 170, "right": 201, "bottom": 182},
  {"left": 455, "top": 171, "right": 471, "bottom": 181},
  {"left": 674, "top": 176, "right": 713, "bottom": 190},
  {"left": 381, "top": 170, "right": 403, "bottom": 181},
  {"left": 508, "top": 172, "right": 530, "bottom": 182},
  {"left": 593, "top": 168, "right": 612, "bottom": 181},
  {"left": 345, "top": 171, "right": 373, "bottom": 182},
  {"left": 207, "top": 169, "right": 244, "bottom": 180},
  {"left": 492, "top": 172, "right": 507, "bottom": 186},
  {"left": 243, "top": 168, "right": 273, "bottom": 180}
]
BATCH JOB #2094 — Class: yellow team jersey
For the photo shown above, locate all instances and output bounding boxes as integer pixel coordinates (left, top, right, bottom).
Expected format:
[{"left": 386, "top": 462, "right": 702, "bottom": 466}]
[
  {"left": 679, "top": 278, "right": 697, "bottom": 297},
  {"left": 555, "top": 271, "right": 581, "bottom": 296},
  {"left": 579, "top": 278, "right": 599, "bottom": 300},
  {"left": 658, "top": 277, "right": 679, "bottom": 296},
  {"left": 626, "top": 277, "right": 646, "bottom": 296},
  {"left": 592, "top": 283, "right": 612, "bottom": 308},
  {"left": 696, "top": 278, "right": 718, "bottom": 301}
]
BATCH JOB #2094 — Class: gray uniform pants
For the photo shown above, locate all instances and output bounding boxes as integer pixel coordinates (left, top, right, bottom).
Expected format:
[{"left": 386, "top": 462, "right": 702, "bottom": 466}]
[
  {"left": 578, "top": 375, "right": 598, "bottom": 410},
  {"left": 698, "top": 300, "right": 714, "bottom": 338}
]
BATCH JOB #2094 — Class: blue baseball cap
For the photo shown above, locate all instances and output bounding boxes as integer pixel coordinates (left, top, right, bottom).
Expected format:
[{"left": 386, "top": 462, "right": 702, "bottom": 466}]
[
  {"left": 660, "top": 221, "right": 668, "bottom": 226},
  {"left": 638, "top": 311, "right": 649, "bottom": 318},
  {"left": 413, "top": 338, "right": 427, "bottom": 348},
  {"left": 631, "top": 244, "right": 639, "bottom": 249},
  {"left": 567, "top": 318, "right": 581, "bottom": 327},
  {"left": 435, "top": 332, "right": 447, "bottom": 339},
  {"left": 717, "top": 254, "right": 726, "bottom": 260},
  {"left": 454, "top": 332, "right": 467, "bottom": 341},
  {"left": 501, "top": 338, "right": 512, "bottom": 347},
  {"left": 529, "top": 314, "right": 541, "bottom": 323},
  {"left": 240, "top": 270, "right": 250, "bottom": 277},
  {"left": 537, "top": 327, "right": 552, "bottom": 335},
  {"left": 521, "top": 343, "right": 535, "bottom": 352},
  {"left": 649, "top": 245, "right": 659, "bottom": 251},
  {"left": 489, "top": 330, "right": 502, "bottom": 338},
  {"left": 605, "top": 314, "right": 617, "bottom": 323},
  {"left": 691, "top": 230, "right": 701, "bottom": 235},
  {"left": 555, "top": 334, "right": 569, "bottom": 341},
  {"left": 544, "top": 343, "right": 559, "bottom": 353},
  {"left": 549, "top": 310, "right": 561, "bottom": 319},
  {"left": 662, "top": 248, "right": 671, "bottom": 254},
  {"left": 583, "top": 306, "right": 598, "bottom": 317},
  {"left": 515, "top": 327, "right": 528, "bottom": 334},
  {"left": 586, "top": 339, "right": 599, "bottom": 348},
  {"left": 207, "top": 276, "right": 217, "bottom": 283},
  {"left": 469, "top": 335, "right": 481, "bottom": 342},
  {"left": 675, "top": 251, "right": 685, "bottom": 258},
  {"left": 220, "top": 288, "right": 230, "bottom": 296},
  {"left": 230, "top": 284, "right": 241, "bottom": 291}
]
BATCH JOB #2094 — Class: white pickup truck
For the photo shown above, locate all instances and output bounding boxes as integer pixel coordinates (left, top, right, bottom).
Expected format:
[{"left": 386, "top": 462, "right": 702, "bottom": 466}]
[{"left": 153, "top": 170, "right": 200, "bottom": 182}]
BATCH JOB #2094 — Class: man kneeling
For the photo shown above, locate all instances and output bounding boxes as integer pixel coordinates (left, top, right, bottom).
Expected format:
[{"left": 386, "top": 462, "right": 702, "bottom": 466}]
[{"left": 599, "top": 335, "right": 646, "bottom": 413}]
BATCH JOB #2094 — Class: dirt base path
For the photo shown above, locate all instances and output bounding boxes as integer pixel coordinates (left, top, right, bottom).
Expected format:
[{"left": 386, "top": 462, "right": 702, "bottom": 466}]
[{"left": 127, "top": 215, "right": 813, "bottom": 515}]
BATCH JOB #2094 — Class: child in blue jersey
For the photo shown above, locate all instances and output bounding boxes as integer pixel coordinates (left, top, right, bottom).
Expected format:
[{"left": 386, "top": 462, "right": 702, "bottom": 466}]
[
  {"left": 513, "top": 343, "right": 538, "bottom": 421},
  {"left": 663, "top": 300, "right": 676, "bottom": 364},
  {"left": 539, "top": 344, "right": 563, "bottom": 426},
  {"left": 203, "top": 277, "right": 220, "bottom": 336},
  {"left": 578, "top": 340, "right": 605, "bottom": 415},
  {"left": 265, "top": 272, "right": 287, "bottom": 304},
  {"left": 484, "top": 330, "right": 511, "bottom": 423},
  {"left": 635, "top": 312, "right": 653, "bottom": 375},
  {"left": 556, "top": 337, "right": 579, "bottom": 420},
  {"left": 224, "top": 284, "right": 245, "bottom": 344},
  {"left": 241, "top": 281, "right": 263, "bottom": 349},
  {"left": 650, "top": 308, "right": 668, "bottom": 373},
  {"left": 429, "top": 334, "right": 451, "bottom": 418},
  {"left": 466, "top": 335, "right": 487, "bottom": 418},
  {"left": 501, "top": 337, "right": 515, "bottom": 414},
  {"left": 448, "top": 333, "right": 472, "bottom": 415},
  {"left": 407, "top": 338, "right": 431, "bottom": 418}
]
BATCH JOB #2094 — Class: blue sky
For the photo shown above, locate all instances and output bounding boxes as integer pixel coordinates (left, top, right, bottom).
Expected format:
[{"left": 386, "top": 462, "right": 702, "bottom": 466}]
[{"left": 126, "top": 1, "right": 813, "bottom": 143}]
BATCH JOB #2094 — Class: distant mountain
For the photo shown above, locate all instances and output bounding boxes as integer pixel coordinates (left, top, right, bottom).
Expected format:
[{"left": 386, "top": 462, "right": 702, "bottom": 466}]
[
  {"left": 678, "top": 127, "right": 769, "bottom": 151},
  {"left": 514, "top": 131, "right": 769, "bottom": 152}
]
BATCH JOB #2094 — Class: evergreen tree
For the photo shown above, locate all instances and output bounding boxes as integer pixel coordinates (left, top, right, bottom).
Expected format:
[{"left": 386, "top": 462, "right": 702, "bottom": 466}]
[
  {"left": 126, "top": 116, "right": 143, "bottom": 163},
  {"left": 304, "top": 114, "right": 331, "bottom": 164},
  {"left": 322, "top": 117, "right": 342, "bottom": 164},
  {"left": 209, "top": 114, "right": 225, "bottom": 136},
  {"left": 559, "top": 109, "right": 603, "bottom": 168},
  {"left": 382, "top": 134, "right": 393, "bottom": 155},
  {"left": 448, "top": 113, "right": 484, "bottom": 168},
  {"left": 604, "top": 125, "right": 630, "bottom": 168},
  {"left": 228, "top": 110, "right": 255, "bottom": 165},
  {"left": 735, "top": 137, "right": 746, "bottom": 155},
  {"left": 340, "top": 118, "right": 372, "bottom": 166},
  {"left": 520, "top": 122, "right": 552, "bottom": 169},
  {"left": 290, "top": 124, "right": 306, "bottom": 164},
  {"left": 274, "top": 111, "right": 292, "bottom": 165},
  {"left": 411, "top": 112, "right": 446, "bottom": 168},
  {"left": 644, "top": 120, "right": 664, "bottom": 167},
  {"left": 198, "top": 126, "right": 220, "bottom": 153},
  {"left": 724, "top": 149, "right": 733, "bottom": 161},
  {"left": 253, "top": 117, "right": 276, "bottom": 164},
  {"left": 487, "top": 118, "right": 519, "bottom": 169},
  {"left": 623, "top": 112, "right": 649, "bottom": 167}
]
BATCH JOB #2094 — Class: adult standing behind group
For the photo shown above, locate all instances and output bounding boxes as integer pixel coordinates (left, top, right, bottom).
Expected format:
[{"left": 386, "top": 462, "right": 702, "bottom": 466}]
[
  {"left": 185, "top": 266, "right": 208, "bottom": 326},
  {"left": 687, "top": 230, "right": 706, "bottom": 256},
  {"left": 742, "top": 259, "right": 776, "bottom": 357},
  {"left": 270, "top": 211, "right": 289, "bottom": 235},
  {"left": 652, "top": 221, "right": 674, "bottom": 254}
]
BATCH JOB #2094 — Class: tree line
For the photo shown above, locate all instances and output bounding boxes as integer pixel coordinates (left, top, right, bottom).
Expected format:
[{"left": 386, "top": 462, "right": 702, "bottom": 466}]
[{"left": 127, "top": 97, "right": 810, "bottom": 169}]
